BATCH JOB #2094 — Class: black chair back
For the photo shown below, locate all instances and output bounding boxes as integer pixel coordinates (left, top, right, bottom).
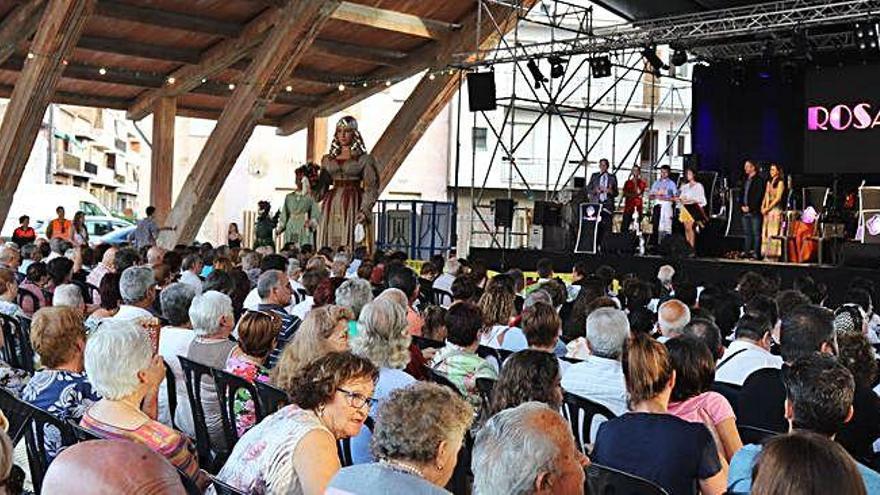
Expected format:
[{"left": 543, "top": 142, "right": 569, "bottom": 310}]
[
  {"left": 16, "top": 287, "right": 39, "bottom": 314},
  {"left": 423, "top": 366, "right": 463, "bottom": 396},
  {"left": 211, "top": 367, "right": 261, "bottom": 448},
  {"left": 445, "top": 429, "right": 473, "bottom": 495},
  {"left": 0, "top": 388, "right": 32, "bottom": 445},
  {"left": 710, "top": 381, "right": 742, "bottom": 416},
  {"left": 85, "top": 282, "right": 100, "bottom": 305},
  {"left": 737, "top": 424, "right": 781, "bottom": 445},
  {"left": 68, "top": 420, "right": 100, "bottom": 442},
  {"left": 560, "top": 392, "right": 616, "bottom": 454},
  {"left": 253, "top": 380, "right": 289, "bottom": 416},
  {"left": 412, "top": 335, "right": 445, "bottom": 350},
  {"left": 177, "top": 468, "right": 203, "bottom": 495},
  {"left": 21, "top": 402, "right": 79, "bottom": 494},
  {"left": 586, "top": 463, "right": 669, "bottom": 495},
  {"left": 433, "top": 288, "right": 453, "bottom": 306},
  {"left": 475, "top": 377, "right": 495, "bottom": 420},
  {"left": 212, "top": 476, "right": 247, "bottom": 495},
  {"left": 163, "top": 359, "right": 178, "bottom": 429},
  {"left": 0, "top": 314, "right": 34, "bottom": 372},
  {"left": 177, "top": 355, "right": 224, "bottom": 473}
]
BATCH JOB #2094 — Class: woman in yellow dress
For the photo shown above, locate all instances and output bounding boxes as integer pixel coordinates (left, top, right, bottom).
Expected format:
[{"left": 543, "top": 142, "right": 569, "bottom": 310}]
[
  {"left": 761, "top": 163, "right": 785, "bottom": 260},
  {"left": 318, "top": 116, "right": 379, "bottom": 251}
]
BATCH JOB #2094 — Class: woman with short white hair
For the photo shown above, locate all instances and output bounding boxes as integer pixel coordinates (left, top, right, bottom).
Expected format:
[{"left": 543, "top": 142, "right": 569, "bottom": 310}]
[
  {"left": 335, "top": 277, "right": 373, "bottom": 320},
  {"left": 80, "top": 320, "right": 208, "bottom": 489},
  {"left": 349, "top": 298, "right": 416, "bottom": 463}
]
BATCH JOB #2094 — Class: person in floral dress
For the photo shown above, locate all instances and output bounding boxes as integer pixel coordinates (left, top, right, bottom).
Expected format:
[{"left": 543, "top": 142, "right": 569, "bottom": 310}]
[{"left": 224, "top": 311, "right": 281, "bottom": 436}]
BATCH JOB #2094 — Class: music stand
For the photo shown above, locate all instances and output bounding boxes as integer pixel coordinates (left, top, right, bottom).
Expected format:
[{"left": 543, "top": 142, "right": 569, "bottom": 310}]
[
  {"left": 859, "top": 186, "right": 880, "bottom": 244},
  {"left": 574, "top": 203, "right": 602, "bottom": 254}
]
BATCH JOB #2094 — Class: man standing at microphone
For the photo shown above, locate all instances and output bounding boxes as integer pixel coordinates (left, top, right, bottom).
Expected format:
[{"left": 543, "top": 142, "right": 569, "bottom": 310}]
[{"left": 586, "top": 158, "right": 618, "bottom": 251}]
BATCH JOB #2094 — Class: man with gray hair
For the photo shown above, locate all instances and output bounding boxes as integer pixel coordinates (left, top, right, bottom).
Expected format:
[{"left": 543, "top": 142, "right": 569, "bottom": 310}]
[
  {"left": 255, "top": 269, "right": 300, "bottom": 368},
  {"left": 656, "top": 299, "right": 691, "bottom": 342},
  {"left": 112, "top": 266, "right": 157, "bottom": 321},
  {"left": 179, "top": 254, "right": 203, "bottom": 295},
  {"left": 473, "top": 402, "right": 587, "bottom": 495},
  {"left": 146, "top": 246, "right": 166, "bottom": 267},
  {"left": 52, "top": 284, "right": 85, "bottom": 314},
  {"left": 0, "top": 245, "right": 22, "bottom": 283},
  {"left": 19, "top": 243, "right": 40, "bottom": 276},
  {"left": 561, "top": 307, "right": 630, "bottom": 416}
]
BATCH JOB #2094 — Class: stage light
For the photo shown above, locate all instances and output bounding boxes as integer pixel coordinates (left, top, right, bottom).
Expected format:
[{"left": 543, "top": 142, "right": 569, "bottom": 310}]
[
  {"left": 855, "top": 20, "right": 879, "bottom": 51},
  {"left": 589, "top": 56, "right": 612, "bottom": 78},
  {"left": 527, "top": 59, "right": 548, "bottom": 89},
  {"left": 641, "top": 46, "right": 668, "bottom": 77},
  {"left": 793, "top": 29, "right": 813, "bottom": 62},
  {"left": 548, "top": 55, "right": 567, "bottom": 79},
  {"left": 670, "top": 48, "right": 688, "bottom": 67}
]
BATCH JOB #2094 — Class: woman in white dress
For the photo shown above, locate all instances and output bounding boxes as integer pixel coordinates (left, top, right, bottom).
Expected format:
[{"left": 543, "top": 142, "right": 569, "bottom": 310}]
[{"left": 676, "top": 168, "right": 707, "bottom": 249}]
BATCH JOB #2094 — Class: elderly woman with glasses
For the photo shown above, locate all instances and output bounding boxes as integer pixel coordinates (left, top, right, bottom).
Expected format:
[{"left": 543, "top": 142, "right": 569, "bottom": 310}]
[
  {"left": 329, "top": 383, "right": 473, "bottom": 494},
  {"left": 80, "top": 320, "right": 209, "bottom": 490},
  {"left": 215, "top": 352, "right": 378, "bottom": 495}
]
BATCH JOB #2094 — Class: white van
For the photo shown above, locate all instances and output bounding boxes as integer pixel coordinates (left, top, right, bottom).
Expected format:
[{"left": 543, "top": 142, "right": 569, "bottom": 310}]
[{"left": 1, "top": 184, "right": 114, "bottom": 237}]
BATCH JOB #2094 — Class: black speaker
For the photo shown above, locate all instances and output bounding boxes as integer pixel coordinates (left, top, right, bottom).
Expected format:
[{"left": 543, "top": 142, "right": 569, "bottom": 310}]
[
  {"left": 658, "top": 233, "right": 694, "bottom": 258},
  {"left": 467, "top": 72, "right": 496, "bottom": 112},
  {"left": 572, "top": 177, "right": 586, "bottom": 189},
  {"left": 841, "top": 242, "right": 880, "bottom": 269},
  {"left": 682, "top": 153, "right": 699, "bottom": 170},
  {"left": 534, "top": 201, "right": 561, "bottom": 226},
  {"left": 494, "top": 198, "right": 515, "bottom": 228},
  {"left": 603, "top": 232, "right": 637, "bottom": 255}
]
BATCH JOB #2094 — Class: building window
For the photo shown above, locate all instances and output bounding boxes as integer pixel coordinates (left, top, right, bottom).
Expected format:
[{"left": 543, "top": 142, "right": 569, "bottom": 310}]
[
  {"left": 105, "top": 153, "right": 116, "bottom": 169},
  {"left": 677, "top": 135, "right": 686, "bottom": 156},
  {"left": 472, "top": 127, "right": 487, "bottom": 151},
  {"left": 639, "top": 130, "right": 659, "bottom": 164}
]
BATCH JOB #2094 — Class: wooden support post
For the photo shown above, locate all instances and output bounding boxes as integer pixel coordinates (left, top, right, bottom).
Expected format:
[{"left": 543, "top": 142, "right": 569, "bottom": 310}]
[
  {"left": 150, "top": 97, "right": 176, "bottom": 224},
  {"left": 0, "top": 0, "right": 94, "bottom": 226},
  {"left": 306, "top": 117, "right": 327, "bottom": 163},
  {"left": 0, "top": 0, "right": 46, "bottom": 67},
  {"left": 157, "top": 0, "right": 339, "bottom": 247}
]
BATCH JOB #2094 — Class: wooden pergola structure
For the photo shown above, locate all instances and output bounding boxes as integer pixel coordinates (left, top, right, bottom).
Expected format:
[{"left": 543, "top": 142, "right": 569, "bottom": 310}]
[{"left": 0, "top": 0, "right": 537, "bottom": 247}]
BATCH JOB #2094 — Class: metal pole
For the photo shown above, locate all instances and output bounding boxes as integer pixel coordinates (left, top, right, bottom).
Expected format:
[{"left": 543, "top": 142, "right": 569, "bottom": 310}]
[{"left": 452, "top": 71, "right": 463, "bottom": 251}]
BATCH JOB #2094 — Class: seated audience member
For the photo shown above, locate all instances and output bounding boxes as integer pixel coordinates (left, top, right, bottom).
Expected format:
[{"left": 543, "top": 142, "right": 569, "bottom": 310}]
[
  {"left": 241, "top": 253, "right": 287, "bottom": 310},
  {"left": 561, "top": 308, "right": 629, "bottom": 416},
  {"left": 46, "top": 256, "right": 75, "bottom": 293},
  {"left": 84, "top": 272, "right": 122, "bottom": 333},
  {"left": 387, "top": 266, "right": 423, "bottom": 336},
  {"left": 656, "top": 299, "right": 691, "bottom": 342},
  {"left": 271, "top": 305, "right": 353, "bottom": 391},
  {"left": 682, "top": 317, "right": 725, "bottom": 361},
  {"left": 432, "top": 258, "right": 460, "bottom": 302},
  {"left": 450, "top": 274, "right": 480, "bottom": 306},
  {"left": 751, "top": 432, "right": 867, "bottom": 495},
  {"left": 715, "top": 313, "right": 782, "bottom": 386},
  {"left": 728, "top": 354, "right": 880, "bottom": 493},
  {"left": 179, "top": 254, "right": 203, "bottom": 295},
  {"left": 53, "top": 283, "right": 85, "bottom": 314},
  {"left": 86, "top": 246, "right": 116, "bottom": 289},
  {"left": 538, "top": 279, "right": 567, "bottom": 311},
  {"left": 421, "top": 305, "right": 447, "bottom": 342},
  {"left": 472, "top": 402, "right": 588, "bottom": 495},
  {"left": 335, "top": 278, "right": 374, "bottom": 323},
  {"left": 216, "top": 352, "right": 378, "bottom": 494},
  {"left": 80, "top": 320, "right": 208, "bottom": 489},
  {"left": 478, "top": 281, "right": 518, "bottom": 348},
  {"left": 524, "top": 258, "right": 555, "bottom": 295},
  {"left": 592, "top": 333, "right": 728, "bottom": 495},
  {"left": 113, "top": 266, "right": 157, "bottom": 321},
  {"left": 429, "top": 301, "right": 498, "bottom": 409},
  {"left": 328, "top": 383, "right": 472, "bottom": 494},
  {"left": 241, "top": 251, "right": 262, "bottom": 289},
  {"left": 42, "top": 440, "right": 187, "bottom": 494},
  {"left": 377, "top": 288, "right": 432, "bottom": 379},
  {"left": 225, "top": 310, "right": 281, "bottom": 436},
  {"left": 254, "top": 269, "right": 299, "bottom": 368},
  {"left": 835, "top": 332, "right": 880, "bottom": 464},
  {"left": 628, "top": 306, "right": 655, "bottom": 335},
  {"left": 514, "top": 302, "right": 568, "bottom": 368},
  {"left": 417, "top": 262, "right": 437, "bottom": 308},
  {"left": 486, "top": 350, "right": 563, "bottom": 419},
  {"left": 738, "top": 305, "right": 836, "bottom": 433},
  {"left": 0, "top": 323, "right": 29, "bottom": 396},
  {"left": 511, "top": 289, "right": 552, "bottom": 329},
  {"left": 19, "top": 262, "right": 50, "bottom": 316},
  {"left": 290, "top": 267, "right": 328, "bottom": 320},
  {"left": 156, "top": 283, "right": 197, "bottom": 427},
  {"left": 0, "top": 267, "right": 25, "bottom": 320},
  {"left": 666, "top": 337, "right": 743, "bottom": 461},
  {"left": 349, "top": 298, "right": 416, "bottom": 463},
  {"left": 178, "top": 291, "right": 239, "bottom": 452}
]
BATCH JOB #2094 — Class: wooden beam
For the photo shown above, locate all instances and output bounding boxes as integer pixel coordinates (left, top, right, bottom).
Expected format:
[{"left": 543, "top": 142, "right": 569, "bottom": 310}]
[
  {"left": 372, "top": 0, "right": 540, "bottom": 192},
  {"left": 150, "top": 97, "right": 175, "bottom": 224},
  {"left": 330, "top": 2, "right": 457, "bottom": 39},
  {"left": 158, "top": 0, "right": 339, "bottom": 247},
  {"left": 94, "top": 0, "right": 240, "bottom": 37},
  {"left": 311, "top": 38, "right": 406, "bottom": 67},
  {"left": 306, "top": 116, "right": 327, "bottom": 163},
  {"left": 0, "top": 0, "right": 46, "bottom": 67},
  {"left": 126, "top": 7, "right": 280, "bottom": 121},
  {"left": 0, "top": 0, "right": 94, "bottom": 227},
  {"left": 78, "top": 35, "right": 202, "bottom": 64}
]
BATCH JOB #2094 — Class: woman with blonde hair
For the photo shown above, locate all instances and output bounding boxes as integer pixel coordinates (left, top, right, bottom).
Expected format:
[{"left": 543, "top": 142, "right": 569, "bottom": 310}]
[
  {"left": 477, "top": 281, "right": 517, "bottom": 348},
  {"left": 272, "top": 305, "right": 352, "bottom": 392}
]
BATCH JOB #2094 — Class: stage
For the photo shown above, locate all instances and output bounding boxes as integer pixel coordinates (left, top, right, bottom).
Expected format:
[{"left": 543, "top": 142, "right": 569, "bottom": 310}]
[{"left": 469, "top": 247, "right": 880, "bottom": 301}]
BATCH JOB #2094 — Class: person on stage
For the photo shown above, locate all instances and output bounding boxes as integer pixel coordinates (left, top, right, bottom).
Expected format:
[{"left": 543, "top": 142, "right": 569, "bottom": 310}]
[
  {"left": 586, "top": 158, "right": 618, "bottom": 248},
  {"left": 760, "top": 163, "right": 785, "bottom": 261},
  {"left": 649, "top": 165, "right": 678, "bottom": 245},
  {"left": 622, "top": 164, "right": 647, "bottom": 233},
  {"left": 318, "top": 116, "right": 380, "bottom": 251},
  {"left": 676, "top": 167, "right": 707, "bottom": 250},
  {"left": 739, "top": 160, "right": 765, "bottom": 260},
  {"left": 253, "top": 200, "right": 277, "bottom": 249},
  {"left": 277, "top": 164, "right": 321, "bottom": 249}
]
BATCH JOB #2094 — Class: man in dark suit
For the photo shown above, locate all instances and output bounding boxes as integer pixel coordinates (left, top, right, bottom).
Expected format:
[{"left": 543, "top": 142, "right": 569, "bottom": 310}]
[
  {"left": 586, "top": 158, "right": 618, "bottom": 250},
  {"left": 739, "top": 160, "right": 765, "bottom": 259}
]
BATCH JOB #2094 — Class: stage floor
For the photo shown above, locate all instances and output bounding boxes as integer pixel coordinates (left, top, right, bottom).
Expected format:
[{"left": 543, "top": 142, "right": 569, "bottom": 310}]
[{"left": 469, "top": 248, "right": 880, "bottom": 300}]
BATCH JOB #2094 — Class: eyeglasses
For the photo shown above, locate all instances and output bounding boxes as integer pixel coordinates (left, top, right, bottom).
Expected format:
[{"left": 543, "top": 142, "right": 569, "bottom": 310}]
[{"left": 337, "top": 387, "right": 377, "bottom": 409}]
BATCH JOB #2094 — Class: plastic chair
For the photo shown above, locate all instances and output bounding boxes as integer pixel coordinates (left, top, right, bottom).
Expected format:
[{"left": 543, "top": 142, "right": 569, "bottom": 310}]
[
  {"left": 254, "top": 380, "right": 289, "bottom": 417},
  {"left": 560, "top": 392, "right": 616, "bottom": 454},
  {"left": 21, "top": 401, "right": 79, "bottom": 494},
  {"left": 710, "top": 381, "right": 742, "bottom": 416},
  {"left": 0, "top": 388, "right": 32, "bottom": 445},
  {"left": 433, "top": 288, "right": 453, "bottom": 306},
  {"left": 475, "top": 377, "right": 495, "bottom": 420},
  {"left": 163, "top": 359, "right": 178, "bottom": 429},
  {"left": 177, "top": 355, "right": 226, "bottom": 473},
  {"left": 412, "top": 335, "right": 445, "bottom": 350},
  {"left": 423, "top": 366, "right": 463, "bottom": 396},
  {"left": 177, "top": 468, "right": 202, "bottom": 495},
  {"left": 85, "top": 282, "right": 100, "bottom": 305},
  {"left": 737, "top": 424, "right": 781, "bottom": 445},
  {"left": 0, "top": 314, "right": 34, "bottom": 372},
  {"left": 211, "top": 367, "right": 261, "bottom": 448},
  {"left": 586, "top": 463, "right": 669, "bottom": 495},
  {"left": 68, "top": 420, "right": 100, "bottom": 442},
  {"left": 212, "top": 476, "right": 247, "bottom": 495}
]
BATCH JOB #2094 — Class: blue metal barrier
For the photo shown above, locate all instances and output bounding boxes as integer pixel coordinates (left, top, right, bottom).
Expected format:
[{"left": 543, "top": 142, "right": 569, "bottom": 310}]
[{"left": 375, "top": 200, "right": 455, "bottom": 260}]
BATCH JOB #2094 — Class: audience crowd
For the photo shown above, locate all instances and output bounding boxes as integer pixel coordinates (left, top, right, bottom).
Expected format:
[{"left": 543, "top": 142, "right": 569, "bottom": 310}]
[{"left": 0, "top": 228, "right": 879, "bottom": 495}]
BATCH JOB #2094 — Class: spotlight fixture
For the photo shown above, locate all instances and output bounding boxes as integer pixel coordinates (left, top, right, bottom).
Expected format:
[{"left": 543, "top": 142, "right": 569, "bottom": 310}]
[
  {"left": 670, "top": 48, "right": 688, "bottom": 67},
  {"left": 548, "top": 55, "right": 567, "bottom": 79},
  {"left": 793, "top": 29, "right": 813, "bottom": 62},
  {"left": 855, "top": 20, "right": 880, "bottom": 51},
  {"left": 589, "top": 56, "right": 612, "bottom": 78},
  {"left": 641, "top": 46, "right": 668, "bottom": 77},
  {"left": 527, "top": 59, "right": 548, "bottom": 89}
]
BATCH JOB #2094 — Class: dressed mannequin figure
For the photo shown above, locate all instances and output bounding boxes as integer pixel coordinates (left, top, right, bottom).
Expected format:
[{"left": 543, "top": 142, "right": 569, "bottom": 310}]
[
  {"left": 253, "top": 201, "right": 277, "bottom": 249},
  {"left": 318, "top": 116, "right": 379, "bottom": 251},
  {"left": 277, "top": 164, "right": 321, "bottom": 248}
]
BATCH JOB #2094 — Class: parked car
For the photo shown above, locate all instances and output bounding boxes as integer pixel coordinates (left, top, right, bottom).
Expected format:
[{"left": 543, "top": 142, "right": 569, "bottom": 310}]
[
  {"left": 35, "top": 216, "right": 133, "bottom": 239},
  {"left": 92, "top": 225, "right": 136, "bottom": 246},
  {"left": 1, "top": 184, "right": 115, "bottom": 237}
]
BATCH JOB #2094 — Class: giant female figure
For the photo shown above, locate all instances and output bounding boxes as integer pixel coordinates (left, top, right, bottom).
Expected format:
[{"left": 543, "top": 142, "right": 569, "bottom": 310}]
[{"left": 318, "top": 116, "right": 379, "bottom": 250}]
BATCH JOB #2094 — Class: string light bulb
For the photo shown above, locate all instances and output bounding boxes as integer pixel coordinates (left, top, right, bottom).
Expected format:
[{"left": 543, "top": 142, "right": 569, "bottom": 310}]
[
  {"left": 166, "top": 77, "right": 176, "bottom": 85},
  {"left": 338, "top": 83, "right": 345, "bottom": 92},
  {"left": 362, "top": 81, "right": 368, "bottom": 87},
  {"left": 428, "top": 73, "right": 436, "bottom": 80},
  {"left": 26, "top": 52, "right": 34, "bottom": 59},
  {"left": 200, "top": 78, "right": 207, "bottom": 84},
  {"left": 285, "top": 85, "right": 293, "bottom": 92},
  {"left": 98, "top": 67, "right": 107, "bottom": 75},
  {"left": 385, "top": 80, "right": 392, "bottom": 87},
  {"left": 228, "top": 83, "right": 235, "bottom": 90}
]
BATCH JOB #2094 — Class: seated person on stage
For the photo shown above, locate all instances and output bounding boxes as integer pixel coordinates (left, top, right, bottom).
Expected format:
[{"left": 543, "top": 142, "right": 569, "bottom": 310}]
[
  {"left": 715, "top": 313, "right": 783, "bottom": 386},
  {"left": 728, "top": 353, "right": 880, "bottom": 493},
  {"left": 649, "top": 165, "right": 678, "bottom": 244}
]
